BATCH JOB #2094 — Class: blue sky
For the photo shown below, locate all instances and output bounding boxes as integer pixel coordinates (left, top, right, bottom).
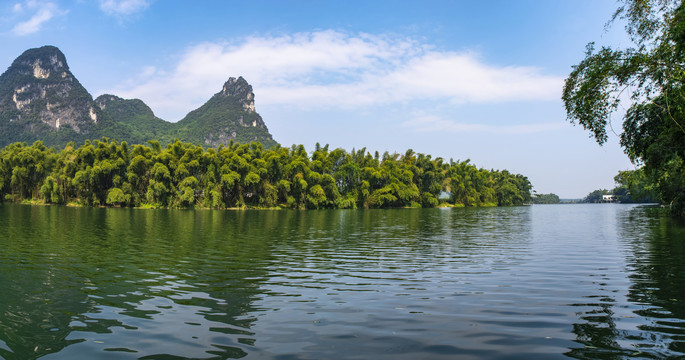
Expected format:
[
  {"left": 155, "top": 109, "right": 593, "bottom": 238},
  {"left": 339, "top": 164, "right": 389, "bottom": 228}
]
[{"left": 0, "top": 0, "right": 636, "bottom": 198}]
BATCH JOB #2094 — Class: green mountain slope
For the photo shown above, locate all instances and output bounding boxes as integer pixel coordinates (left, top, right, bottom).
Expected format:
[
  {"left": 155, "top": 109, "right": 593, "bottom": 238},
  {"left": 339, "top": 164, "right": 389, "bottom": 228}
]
[
  {"left": 175, "top": 77, "right": 277, "bottom": 148},
  {"left": 94, "top": 94, "right": 174, "bottom": 144},
  {"left": 0, "top": 46, "right": 278, "bottom": 148}
]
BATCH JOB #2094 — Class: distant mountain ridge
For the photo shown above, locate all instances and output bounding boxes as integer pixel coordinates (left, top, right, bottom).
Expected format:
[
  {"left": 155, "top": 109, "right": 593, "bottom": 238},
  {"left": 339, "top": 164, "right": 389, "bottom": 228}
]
[{"left": 0, "top": 45, "right": 277, "bottom": 148}]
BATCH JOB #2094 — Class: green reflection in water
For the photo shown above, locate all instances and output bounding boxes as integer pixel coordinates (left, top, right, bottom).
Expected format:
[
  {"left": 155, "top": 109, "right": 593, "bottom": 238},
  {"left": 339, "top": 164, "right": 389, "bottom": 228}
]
[
  {"left": 0, "top": 204, "right": 683, "bottom": 359},
  {"left": 0, "top": 205, "right": 532, "bottom": 359},
  {"left": 0, "top": 205, "right": 281, "bottom": 359},
  {"left": 566, "top": 206, "right": 685, "bottom": 359}
]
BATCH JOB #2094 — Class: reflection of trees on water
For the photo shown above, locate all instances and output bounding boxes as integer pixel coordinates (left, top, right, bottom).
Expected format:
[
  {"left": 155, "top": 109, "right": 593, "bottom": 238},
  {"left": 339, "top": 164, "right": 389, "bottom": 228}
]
[
  {"left": 257, "top": 207, "right": 532, "bottom": 280},
  {"left": 0, "top": 205, "right": 536, "bottom": 359},
  {"left": 0, "top": 205, "right": 279, "bottom": 359},
  {"left": 566, "top": 207, "right": 685, "bottom": 359},
  {"left": 246, "top": 207, "right": 535, "bottom": 359},
  {"left": 566, "top": 300, "right": 631, "bottom": 359},
  {"left": 0, "top": 205, "right": 93, "bottom": 359},
  {"left": 622, "top": 208, "right": 685, "bottom": 356}
]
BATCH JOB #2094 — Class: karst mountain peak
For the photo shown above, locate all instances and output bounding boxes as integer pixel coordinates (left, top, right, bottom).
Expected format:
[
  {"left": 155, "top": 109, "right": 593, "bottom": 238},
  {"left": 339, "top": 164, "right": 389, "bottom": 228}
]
[{"left": 0, "top": 45, "right": 276, "bottom": 148}]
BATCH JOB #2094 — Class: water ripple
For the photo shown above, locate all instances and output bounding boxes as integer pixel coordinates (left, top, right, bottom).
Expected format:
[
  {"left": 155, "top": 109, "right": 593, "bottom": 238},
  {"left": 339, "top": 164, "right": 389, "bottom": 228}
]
[{"left": 0, "top": 205, "right": 683, "bottom": 358}]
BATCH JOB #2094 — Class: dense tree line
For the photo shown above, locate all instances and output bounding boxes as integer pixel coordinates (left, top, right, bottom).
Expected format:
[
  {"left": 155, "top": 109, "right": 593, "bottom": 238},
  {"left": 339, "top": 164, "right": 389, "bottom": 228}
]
[
  {"left": 583, "top": 189, "right": 612, "bottom": 203},
  {"left": 0, "top": 139, "right": 532, "bottom": 209},
  {"left": 533, "top": 193, "right": 560, "bottom": 204},
  {"left": 583, "top": 168, "right": 659, "bottom": 203},
  {"left": 613, "top": 168, "right": 659, "bottom": 203}
]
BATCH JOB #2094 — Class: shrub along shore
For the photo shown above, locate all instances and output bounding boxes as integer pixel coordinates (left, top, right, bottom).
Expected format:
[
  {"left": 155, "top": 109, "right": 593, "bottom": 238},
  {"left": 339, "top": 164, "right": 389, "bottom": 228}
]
[{"left": 0, "top": 138, "right": 532, "bottom": 209}]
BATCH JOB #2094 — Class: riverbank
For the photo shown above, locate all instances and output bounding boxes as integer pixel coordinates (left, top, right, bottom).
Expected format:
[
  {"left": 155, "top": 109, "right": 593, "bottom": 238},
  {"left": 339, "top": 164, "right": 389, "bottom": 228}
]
[{"left": 10, "top": 197, "right": 479, "bottom": 210}]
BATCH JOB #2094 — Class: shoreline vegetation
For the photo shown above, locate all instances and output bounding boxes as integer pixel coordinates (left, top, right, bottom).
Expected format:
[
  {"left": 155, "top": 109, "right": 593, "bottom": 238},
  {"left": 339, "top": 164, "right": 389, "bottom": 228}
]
[
  {"left": 562, "top": 0, "right": 685, "bottom": 217},
  {"left": 0, "top": 138, "right": 532, "bottom": 210}
]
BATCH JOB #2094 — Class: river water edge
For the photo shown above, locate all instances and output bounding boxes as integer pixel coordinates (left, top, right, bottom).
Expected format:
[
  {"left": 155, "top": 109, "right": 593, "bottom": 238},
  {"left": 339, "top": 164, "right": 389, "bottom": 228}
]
[{"left": 0, "top": 203, "right": 683, "bottom": 359}]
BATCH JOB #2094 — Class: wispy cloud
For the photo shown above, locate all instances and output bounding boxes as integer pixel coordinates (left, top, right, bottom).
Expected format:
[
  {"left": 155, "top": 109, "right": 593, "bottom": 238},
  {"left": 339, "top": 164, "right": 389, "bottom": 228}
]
[
  {"left": 107, "top": 30, "right": 563, "bottom": 121},
  {"left": 99, "top": 0, "right": 150, "bottom": 16},
  {"left": 402, "top": 114, "right": 566, "bottom": 134},
  {"left": 11, "top": 1, "right": 66, "bottom": 36}
]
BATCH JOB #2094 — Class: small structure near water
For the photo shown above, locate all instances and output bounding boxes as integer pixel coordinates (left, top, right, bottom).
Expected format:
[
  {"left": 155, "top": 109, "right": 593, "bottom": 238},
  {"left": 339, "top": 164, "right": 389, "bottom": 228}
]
[{"left": 601, "top": 194, "right": 618, "bottom": 203}]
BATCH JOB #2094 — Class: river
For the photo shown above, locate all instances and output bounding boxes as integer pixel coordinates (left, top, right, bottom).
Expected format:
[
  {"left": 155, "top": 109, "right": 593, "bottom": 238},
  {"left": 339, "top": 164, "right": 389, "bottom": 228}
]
[{"left": 0, "top": 203, "right": 683, "bottom": 359}]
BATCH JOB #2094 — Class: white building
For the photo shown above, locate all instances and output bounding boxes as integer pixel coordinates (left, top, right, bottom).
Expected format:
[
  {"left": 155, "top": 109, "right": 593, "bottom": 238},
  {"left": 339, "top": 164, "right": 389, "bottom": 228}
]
[{"left": 602, "top": 194, "right": 617, "bottom": 202}]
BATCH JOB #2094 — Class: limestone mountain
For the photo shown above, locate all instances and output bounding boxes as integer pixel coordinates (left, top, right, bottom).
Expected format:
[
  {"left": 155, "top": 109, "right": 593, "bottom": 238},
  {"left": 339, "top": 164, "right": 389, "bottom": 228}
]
[
  {"left": 0, "top": 46, "right": 100, "bottom": 146},
  {"left": 0, "top": 46, "right": 278, "bottom": 148},
  {"left": 94, "top": 94, "right": 174, "bottom": 144},
  {"left": 175, "top": 77, "right": 276, "bottom": 148}
]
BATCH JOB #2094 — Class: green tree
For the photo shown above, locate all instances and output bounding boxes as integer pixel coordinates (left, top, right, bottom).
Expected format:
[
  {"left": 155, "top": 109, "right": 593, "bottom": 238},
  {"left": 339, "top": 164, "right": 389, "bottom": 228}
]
[
  {"left": 106, "top": 187, "right": 130, "bottom": 206},
  {"left": 584, "top": 189, "right": 611, "bottom": 203},
  {"left": 533, "top": 193, "right": 561, "bottom": 204},
  {"left": 614, "top": 168, "right": 659, "bottom": 202},
  {"left": 562, "top": 0, "right": 685, "bottom": 215},
  {"left": 0, "top": 139, "right": 533, "bottom": 210}
]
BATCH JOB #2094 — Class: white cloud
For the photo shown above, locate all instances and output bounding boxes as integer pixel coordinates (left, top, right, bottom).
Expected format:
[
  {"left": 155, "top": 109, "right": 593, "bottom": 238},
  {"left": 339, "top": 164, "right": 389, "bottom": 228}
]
[
  {"left": 107, "top": 30, "right": 564, "bottom": 121},
  {"left": 402, "top": 115, "right": 566, "bottom": 134},
  {"left": 11, "top": 1, "right": 66, "bottom": 36},
  {"left": 99, "top": 0, "right": 149, "bottom": 16}
]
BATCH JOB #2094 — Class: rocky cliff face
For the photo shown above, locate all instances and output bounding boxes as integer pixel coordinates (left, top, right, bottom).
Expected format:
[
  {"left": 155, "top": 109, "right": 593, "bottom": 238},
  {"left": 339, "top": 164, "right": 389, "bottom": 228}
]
[
  {"left": 0, "top": 46, "right": 278, "bottom": 148},
  {"left": 220, "top": 76, "right": 256, "bottom": 113},
  {"left": 0, "top": 46, "right": 97, "bottom": 134},
  {"left": 216, "top": 76, "right": 269, "bottom": 129}
]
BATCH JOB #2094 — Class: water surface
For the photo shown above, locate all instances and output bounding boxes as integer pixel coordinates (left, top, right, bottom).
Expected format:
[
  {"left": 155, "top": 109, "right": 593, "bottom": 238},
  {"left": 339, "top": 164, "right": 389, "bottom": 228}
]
[{"left": 0, "top": 204, "right": 683, "bottom": 359}]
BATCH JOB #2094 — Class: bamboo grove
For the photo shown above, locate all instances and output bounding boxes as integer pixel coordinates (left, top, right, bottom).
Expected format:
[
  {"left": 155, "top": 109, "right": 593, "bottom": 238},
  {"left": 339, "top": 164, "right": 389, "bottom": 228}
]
[{"left": 0, "top": 138, "right": 532, "bottom": 209}]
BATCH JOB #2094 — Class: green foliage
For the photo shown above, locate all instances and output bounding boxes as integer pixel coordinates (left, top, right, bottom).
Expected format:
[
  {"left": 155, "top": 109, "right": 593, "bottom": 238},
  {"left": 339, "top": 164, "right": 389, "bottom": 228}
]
[
  {"left": 533, "top": 193, "right": 561, "bottom": 204},
  {"left": 106, "top": 187, "right": 129, "bottom": 206},
  {"left": 562, "top": 0, "right": 685, "bottom": 215},
  {"left": 174, "top": 91, "right": 277, "bottom": 148},
  {"left": 584, "top": 167, "right": 660, "bottom": 203},
  {"left": 583, "top": 189, "right": 611, "bottom": 203},
  {"left": 0, "top": 139, "right": 532, "bottom": 210},
  {"left": 614, "top": 168, "right": 660, "bottom": 203},
  {"left": 0, "top": 48, "right": 277, "bottom": 150}
]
